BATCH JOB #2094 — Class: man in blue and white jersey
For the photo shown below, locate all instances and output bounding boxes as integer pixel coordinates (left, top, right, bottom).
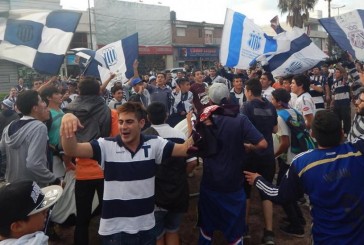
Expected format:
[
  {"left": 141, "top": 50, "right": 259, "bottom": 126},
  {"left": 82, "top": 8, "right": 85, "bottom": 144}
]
[
  {"left": 245, "top": 110, "right": 364, "bottom": 244},
  {"left": 309, "top": 66, "right": 326, "bottom": 110},
  {"left": 348, "top": 88, "right": 364, "bottom": 142},
  {"left": 60, "top": 102, "right": 194, "bottom": 245}
]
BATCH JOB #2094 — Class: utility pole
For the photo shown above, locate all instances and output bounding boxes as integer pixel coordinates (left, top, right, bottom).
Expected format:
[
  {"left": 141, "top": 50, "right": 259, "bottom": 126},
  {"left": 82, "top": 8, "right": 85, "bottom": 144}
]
[
  {"left": 325, "top": 0, "right": 332, "bottom": 56},
  {"left": 88, "top": 0, "right": 93, "bottom": 49}
]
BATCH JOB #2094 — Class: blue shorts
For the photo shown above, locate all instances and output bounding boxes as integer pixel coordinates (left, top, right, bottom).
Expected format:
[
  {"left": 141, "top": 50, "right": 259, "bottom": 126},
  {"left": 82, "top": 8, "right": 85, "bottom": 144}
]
[
  {"left": 197, "top": 185, "right": 246, "bottom": 243},
  {"left": 154, "top": 210, "right": 183, "bottom": 239}
]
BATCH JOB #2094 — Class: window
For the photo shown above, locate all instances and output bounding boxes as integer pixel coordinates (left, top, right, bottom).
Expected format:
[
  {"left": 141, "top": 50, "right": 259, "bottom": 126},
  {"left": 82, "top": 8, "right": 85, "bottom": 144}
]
[
  {"left": 205, "top": 29, "right": 213, "bottom": 44},
  {"left": 69, "top": 33, "right": 88, "bottom": 49},
  {"left": 199, "top": 29, "right": 202, "bottom": 38},
  {"left": 176, "top": 28, "right": 186, "bottom": 37}
]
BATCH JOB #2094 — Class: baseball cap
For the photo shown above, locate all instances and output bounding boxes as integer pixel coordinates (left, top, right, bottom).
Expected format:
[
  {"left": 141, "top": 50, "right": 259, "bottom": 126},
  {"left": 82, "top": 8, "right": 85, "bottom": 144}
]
[
  {"left": 131, "top": 77, "right": 143, "bottom": 87},
  {"left": 0, "top": 180, "right": 63, "bottom": 227},
  {"left": 149, "top": 76, "right": 156, "bottom": 82},
  {"left": 2, "top": 99, "right": 14, "bottom": 110},
  {"left": 208, "top": 83, "right": 229, "bottom": 105}
]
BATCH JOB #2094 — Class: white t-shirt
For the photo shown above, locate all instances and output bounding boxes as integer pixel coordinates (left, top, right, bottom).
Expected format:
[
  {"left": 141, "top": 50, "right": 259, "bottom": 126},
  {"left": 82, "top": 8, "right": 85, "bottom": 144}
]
[
  {"left": 276, "top": 109, "right": 297, "bottom": 165},
  {"left": 289, "top": 92, "right": 297, "bottom": 109},
  {"left": 293, "top": 92, "right": 315, "bottom": 117},
  {"left": 262, "top": 86, "right": 275, "bottom": 102}
]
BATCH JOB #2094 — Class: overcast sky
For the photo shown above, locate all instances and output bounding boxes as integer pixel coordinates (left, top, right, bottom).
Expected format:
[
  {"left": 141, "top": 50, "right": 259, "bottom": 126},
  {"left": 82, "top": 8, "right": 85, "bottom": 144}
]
[{"left": 61, "top": 0, "right": 361, "bottom": 26}]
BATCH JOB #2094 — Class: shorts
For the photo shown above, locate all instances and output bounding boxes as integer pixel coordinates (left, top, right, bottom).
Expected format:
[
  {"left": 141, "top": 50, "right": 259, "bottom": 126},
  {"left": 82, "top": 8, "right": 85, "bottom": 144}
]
[
  {"left": 197, "top": 185, "right": 246, "bottom": 243},
  {"left": 244, "top": 155, "right": 276, "bottom": 200},
  {"left": 154, "top": 209, "right": 183, "bottom": 239}
]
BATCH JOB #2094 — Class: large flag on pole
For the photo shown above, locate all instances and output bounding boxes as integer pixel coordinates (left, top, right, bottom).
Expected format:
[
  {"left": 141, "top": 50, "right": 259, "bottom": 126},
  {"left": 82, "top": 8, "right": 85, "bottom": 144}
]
[
  {"left": 97, "top": 33, "right": 139, "bottom": 82},
  {"left": 319, "top": 10, "right": 364, "bottom": 60},
  {"left": 0, "top": 9, "right": 81, "bottom": 74},
  {"left": 220, "top": 9, "right": 281, "bottom": 69},
  {"left": 72, "top": 33, "right": 139, "bottom": 83},
  {"left": 254, "top": 27, "right": 328, "bottom": 77},
  {"left": 71, "top": 48, "right": 108, "bottom": 77}
]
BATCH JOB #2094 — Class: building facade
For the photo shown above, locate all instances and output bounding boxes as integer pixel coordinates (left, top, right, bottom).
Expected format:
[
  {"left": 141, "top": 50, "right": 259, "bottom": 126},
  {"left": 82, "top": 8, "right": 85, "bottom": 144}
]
[
  {"left": 94, "top": 0, "right": 174, "bottom": 75},
  {"left": 171, "top": 16, "right": 223, "bottom": 70}
]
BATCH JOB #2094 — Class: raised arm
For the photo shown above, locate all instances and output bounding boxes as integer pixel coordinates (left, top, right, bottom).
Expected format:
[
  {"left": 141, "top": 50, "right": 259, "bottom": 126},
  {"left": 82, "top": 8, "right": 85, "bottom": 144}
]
[
  {"left": 100, "top": 73, "right": 116, "bottom": 93},
  {"left": 132, "top": 59, "right": 140, "bottom": 79},
  {"left": 60, "top": 113, "right": 94, "bottom": 158}
]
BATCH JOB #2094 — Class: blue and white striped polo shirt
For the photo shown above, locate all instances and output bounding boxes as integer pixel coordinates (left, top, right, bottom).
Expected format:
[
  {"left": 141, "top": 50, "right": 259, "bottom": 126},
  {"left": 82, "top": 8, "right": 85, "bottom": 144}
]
[{"left": 90, "top": 134, "right": 174, "bottom": 236}]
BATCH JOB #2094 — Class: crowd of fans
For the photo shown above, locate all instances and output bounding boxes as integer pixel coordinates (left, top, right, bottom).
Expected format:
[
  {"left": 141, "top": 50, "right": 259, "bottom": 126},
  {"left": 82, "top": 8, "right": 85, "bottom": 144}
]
[{"left": 0, "top": 55, "right": 364, "bottom": 245}]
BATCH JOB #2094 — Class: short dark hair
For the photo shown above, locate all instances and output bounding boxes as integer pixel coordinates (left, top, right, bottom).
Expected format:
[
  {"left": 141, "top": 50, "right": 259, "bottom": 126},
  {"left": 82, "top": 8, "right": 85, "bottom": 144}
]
[
  {"left": 40, "top": 86, "right": 59, "bottom": 105},
  {"left": 16, "top": 90, "right": 40, "bottom": 116},
  {"left": 233, "top": 74, "right": 243, "bottom": 81},
  {"left": 78, "top": 76, "right": 100, "bottom": 96},
  {"left": 146, "top": 102, "right": 167, "bottom": 125},
  {"left": 293, "top": 74, "right": 310, "bottom": 92},
  {"left": 117, "top": 102, "right": 147, "bottom": 121},
  {"left": 312, "top": 110, "right": 342, "bottom": 147},
  {"left": 262, "top": 72, "right": 275, "bottom": 83},
  {"left": 209, "top": 67, "right": 217, "bottom": 71},
  {"left": 192, "top": 69, "right": 202, "bottom": 77},
  {"left": 272, "top": 88, "right": 291, "bottom": 104},
  {"left": 245, "top": 78, "right": 262, "bottom": 96},
  {"left": 176, "top": 77, "right": 189, "bottom": 85},
  {"left": 111, "top": 85, "right": 123, "bottom": 94},
  {"left": 156, "top": 72, "right": 166, "bottom": 78},
  {"left": 282, "top": 75, "right": 293, "bottom": 83},
  {"left": 0, "top": 216, "right": 29, "bottom": 238}
]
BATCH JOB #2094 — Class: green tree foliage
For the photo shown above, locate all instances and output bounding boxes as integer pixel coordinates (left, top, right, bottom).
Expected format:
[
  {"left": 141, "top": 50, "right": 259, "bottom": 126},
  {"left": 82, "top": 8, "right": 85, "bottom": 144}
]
[{"left": 278, "top": 0, "right": 318, "bottom": 28}]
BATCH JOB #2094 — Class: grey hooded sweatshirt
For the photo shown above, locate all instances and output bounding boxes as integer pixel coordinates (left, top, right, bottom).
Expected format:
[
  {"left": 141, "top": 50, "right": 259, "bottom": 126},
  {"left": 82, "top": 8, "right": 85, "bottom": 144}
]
[{"left": 0, "top": 119, "right": 56, "bottom": 187}]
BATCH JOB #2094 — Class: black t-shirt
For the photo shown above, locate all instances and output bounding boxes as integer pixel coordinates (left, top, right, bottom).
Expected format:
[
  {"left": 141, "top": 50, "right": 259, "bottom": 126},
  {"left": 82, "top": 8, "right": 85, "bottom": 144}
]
[{"left": 242, "top": 98, "right": 277, "bottom": 157}]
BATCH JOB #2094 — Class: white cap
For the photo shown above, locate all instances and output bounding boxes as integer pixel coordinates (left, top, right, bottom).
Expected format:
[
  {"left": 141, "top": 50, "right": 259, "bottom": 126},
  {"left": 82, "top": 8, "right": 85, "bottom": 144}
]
[{"left": 208, "top": 83, "right": 229, "bottom": 105}]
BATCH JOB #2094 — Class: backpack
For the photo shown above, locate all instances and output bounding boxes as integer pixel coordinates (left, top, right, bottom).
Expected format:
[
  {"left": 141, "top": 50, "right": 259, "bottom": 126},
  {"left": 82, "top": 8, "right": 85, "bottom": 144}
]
[{"left": 277, "top": 109, "right": 316, "bottom": 154}]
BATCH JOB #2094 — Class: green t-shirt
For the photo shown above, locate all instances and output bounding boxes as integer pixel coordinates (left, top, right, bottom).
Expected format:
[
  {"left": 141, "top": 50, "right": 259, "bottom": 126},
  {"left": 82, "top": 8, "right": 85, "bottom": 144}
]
[{"left": 48, "top": 109, "right": 64, "bottom": 146}]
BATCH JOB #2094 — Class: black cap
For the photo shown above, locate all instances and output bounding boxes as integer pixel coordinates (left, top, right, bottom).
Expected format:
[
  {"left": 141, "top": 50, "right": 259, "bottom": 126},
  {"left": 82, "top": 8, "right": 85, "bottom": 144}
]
[{"left": 0, "top": 180, "right": 63, "bottom": 227}]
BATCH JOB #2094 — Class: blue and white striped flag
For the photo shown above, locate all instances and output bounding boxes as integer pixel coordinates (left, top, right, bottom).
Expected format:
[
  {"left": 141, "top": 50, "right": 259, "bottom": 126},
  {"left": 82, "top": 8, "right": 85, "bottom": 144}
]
[
  {"left": 319, "top": 10, "right": 364, "bottom": 60},
  {"left": 0, "top": 9, "right": 81, "bottom": 74},
  {"left": 97, "top": 33, "right": 139, "bottom": 83},
  {"left": 71, "top": 48, "right": 108, "bottom": 78},
  {"left": 220, "top": 9, "right": 281, "bottom": 69},
  {"left": 270, "top": 16, "right": 285, "bottom": 34},
  {"left": 255, "top": 28, "right": 328, "bottom": 77}
]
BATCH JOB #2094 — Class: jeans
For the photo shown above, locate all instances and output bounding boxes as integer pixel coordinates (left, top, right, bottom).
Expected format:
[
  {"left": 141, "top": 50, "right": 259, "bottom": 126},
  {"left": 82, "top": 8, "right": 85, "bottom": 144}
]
[
  {"left": 74, "top": 179, "right": 104, "bottom": 245},
  {"left": 333, "top": 105, "right": 351, "bottom": 134},
  {"left": 102, "top": 229, "right": 156, "bottom": 245},
  {"left": 277, "top": 158, "right": 305, "bottom": 228}
]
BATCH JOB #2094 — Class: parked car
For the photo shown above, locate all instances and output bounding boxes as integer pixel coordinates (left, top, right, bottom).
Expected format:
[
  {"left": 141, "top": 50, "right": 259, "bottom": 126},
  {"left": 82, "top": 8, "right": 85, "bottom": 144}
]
[{"left": 163, "top": 67, "right": 185, "bottom": 78}]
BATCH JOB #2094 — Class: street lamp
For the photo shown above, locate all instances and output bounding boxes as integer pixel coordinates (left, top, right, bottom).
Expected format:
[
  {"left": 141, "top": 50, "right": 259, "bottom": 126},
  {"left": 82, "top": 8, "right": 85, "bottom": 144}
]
[{"left": 331, "top": 5, "right": 346, "bottom": 16}]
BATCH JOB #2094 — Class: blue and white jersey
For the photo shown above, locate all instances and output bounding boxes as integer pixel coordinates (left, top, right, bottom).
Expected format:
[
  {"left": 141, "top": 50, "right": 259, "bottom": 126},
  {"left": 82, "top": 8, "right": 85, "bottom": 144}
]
[
  {"left": 254, "top": 136, "right": 364, "bottom": 244},
  {"left": 332, "top": 77, "right": 352, "bottom": 107},
  {"left": 309, "top": 75, "right": 325, "bottom": 109},
  {"left": 90, "top": 135, "right": 174, "bottom": 236}
]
